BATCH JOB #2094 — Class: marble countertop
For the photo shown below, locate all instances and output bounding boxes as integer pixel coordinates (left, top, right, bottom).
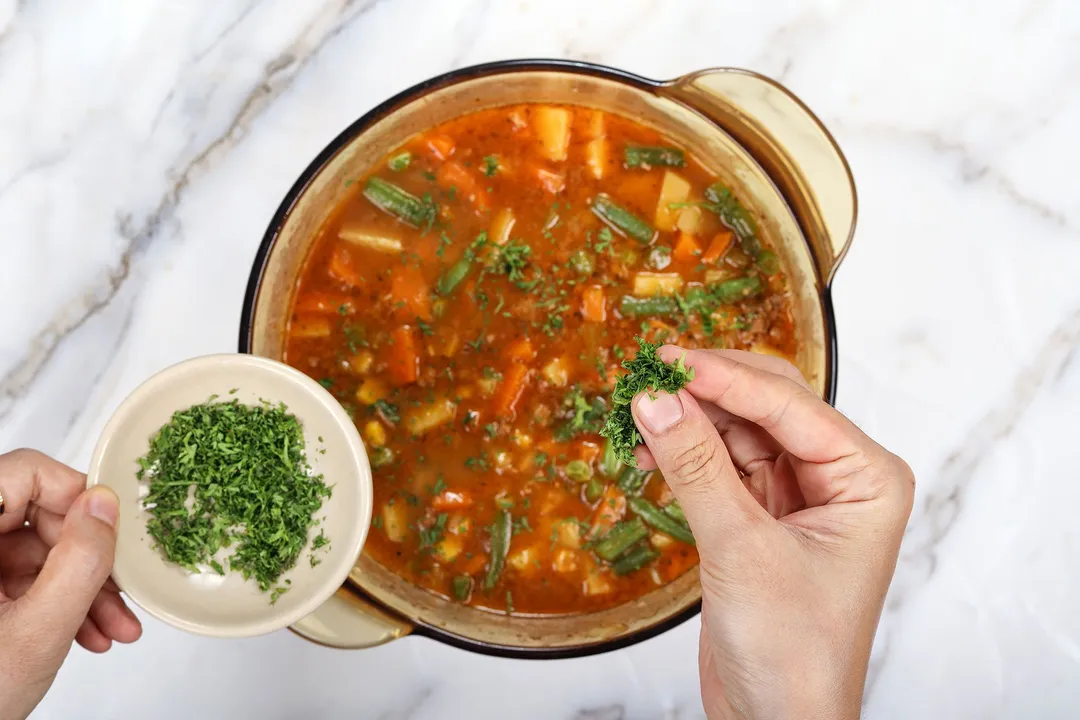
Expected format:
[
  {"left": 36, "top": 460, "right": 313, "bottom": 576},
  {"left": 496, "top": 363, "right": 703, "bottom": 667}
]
[{"left": 4, "top": 0, "right": 1079, "bottom": 717}]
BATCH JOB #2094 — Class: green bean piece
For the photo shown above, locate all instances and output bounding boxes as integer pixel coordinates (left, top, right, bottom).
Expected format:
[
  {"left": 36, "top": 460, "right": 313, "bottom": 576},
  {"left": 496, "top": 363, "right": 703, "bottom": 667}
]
[
  {"left": 363, "top": 177, "right": 435, "bottom": 228},
  {"left": 612, "top": 543, "right": 659, "bottom": 575},
  {"left": 599, "top": 438, "right": 623, "bottom": 479},
  {"left": 756, "top": 249, "right": 780, "bottom": 276},
  {"left": 619, "top": 295, "right": 679, "bottom": 317},
  {"left": 569, "top": 250, "right": 594, "bottom": 275},
  {"left": 387, "top": 152, "right": 411, "bottom": 172},
  {"left": 624, "top": 146, "right": 685, "bottom": 169},
  {"left": 710, "top": 276, "right": 763, "bottom": 305},
  {"left": 704, "top": 183, "right": 756, "bottom": 242},
  {"left": 565, "top": 460, "right": 592, "bottom": 482},
  {"left": 437, "top": 254, "right": 473, "bottom": 296},
  {"left": 370, "top": 446, "right": 395, "bottom": 468},
  {"left": 592, "top": 518, "right": 649, "bottom": 562},
  {"left": 452, "top": 575, "right": 473, "bottom": 602},
  {"left": 616, "top": 466, "right": 650, "bottom": 495},
  {"left": 484, "top": 510, "right": 511, "bottom": 590},
  {"left": 628, "top": 497, "right": 695, "bottom": 545},
  {"left": 663, "top": 500, "right": 687, "bottom": 525},
  {"left": 585, "top": 477, "right": 605, "bottom": 503},
  {"left": 591, "top": 194, "right": 654, "bottom": 244}
]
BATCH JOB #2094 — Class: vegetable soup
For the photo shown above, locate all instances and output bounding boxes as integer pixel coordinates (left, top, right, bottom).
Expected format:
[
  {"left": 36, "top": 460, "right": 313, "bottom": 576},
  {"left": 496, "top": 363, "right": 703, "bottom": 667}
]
[{"left": 283, "top": 104, "right": 796, "bottom": 615}]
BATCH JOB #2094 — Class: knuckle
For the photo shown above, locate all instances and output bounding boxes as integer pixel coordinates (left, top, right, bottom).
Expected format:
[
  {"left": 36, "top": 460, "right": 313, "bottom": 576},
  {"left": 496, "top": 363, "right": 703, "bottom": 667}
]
[
  {"left": 670, "top": 436, "right": 724, "bottom": 490},
  {"left": 760, "top": 390, "right": 796, "bottom": 429},
  {"left": 6, "top": 447, "right": 43, "bottom": 463},
  {"left": 891, "top": 453, "right": 917, "bottom": 505}
]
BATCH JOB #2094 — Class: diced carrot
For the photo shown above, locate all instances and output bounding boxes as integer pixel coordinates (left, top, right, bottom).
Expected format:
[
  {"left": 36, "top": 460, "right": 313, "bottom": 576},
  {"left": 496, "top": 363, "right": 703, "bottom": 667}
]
[
  {"left": 672, "top": 232, "right": 700, "bottom": 264},
  {"left": 432, "top": 490, "right": 474, "bottom": 510},
  {"left": 581, "top": 285, "right": 606, "bottom": 323},
  {"left": 294, "top": 291, "right": 355, "bottom": 315},
  {"left": 327, "top": 244, "right": 365, "bottom": 286},
  {"left": 702, "top": 230, "right": 734, "bottom": 264},
  {"left": 426, "top": 134, "right": 455, "bottom": 160},
  {"left": 589, "top": 485, "right": 626, "bottom": 539},
  {"left": 390, "top": 266, "right": 432, "bottom": 321},
  {"left": 387, "top": 326, "right": 420, "bottom": 386},
  {"left": 436, "top": 160, "right": 490, "bottom": 212},
  {"left": 535, "top": 167, "right": 566, "bottom": 194},
  {"left": 494, "top": 364, "right": 531, "bottom": 416},
  {"left": 507, "top": 338, "right": 535, "bottom": 363}
]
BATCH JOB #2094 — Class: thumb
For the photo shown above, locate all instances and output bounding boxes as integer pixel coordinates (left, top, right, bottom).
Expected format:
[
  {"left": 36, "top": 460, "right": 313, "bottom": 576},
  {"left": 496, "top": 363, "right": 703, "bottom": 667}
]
[
  {"left": 17, "top": 486, "right": 119, "bottom": 659},
  {"left": 632, "top": 389, "right": 763, "bottom": 548}
]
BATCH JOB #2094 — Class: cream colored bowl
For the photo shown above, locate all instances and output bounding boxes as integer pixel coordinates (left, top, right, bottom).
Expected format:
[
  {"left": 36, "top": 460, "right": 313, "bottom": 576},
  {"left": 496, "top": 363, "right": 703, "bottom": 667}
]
[{"left": 86, "top": 354, "right": 372, "bottom": 638}]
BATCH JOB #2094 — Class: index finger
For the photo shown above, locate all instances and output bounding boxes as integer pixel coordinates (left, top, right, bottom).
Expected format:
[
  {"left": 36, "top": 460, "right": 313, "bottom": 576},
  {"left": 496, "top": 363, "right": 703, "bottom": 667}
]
[
  {"left": 661, "top": 347, "right": 865, "bottom": 464},
  {"left": 0, "top": 449, "right": 86, "bottom": 532}
]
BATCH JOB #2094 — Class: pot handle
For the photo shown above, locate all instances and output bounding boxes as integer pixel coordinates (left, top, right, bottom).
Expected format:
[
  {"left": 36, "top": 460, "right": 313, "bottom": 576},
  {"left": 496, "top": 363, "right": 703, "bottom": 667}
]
[
  {"left": 659, "top": 69, "right": 857, "bottom": 285},
  {"left": 290, "top": 585, "right": 412, "bottom": 649}
]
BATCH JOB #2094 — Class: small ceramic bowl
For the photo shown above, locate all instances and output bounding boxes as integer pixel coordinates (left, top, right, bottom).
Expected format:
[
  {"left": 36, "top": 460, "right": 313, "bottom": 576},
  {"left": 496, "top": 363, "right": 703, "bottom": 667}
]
[{"left": 86, "top": 354, "right": 372, "bottom": 638}]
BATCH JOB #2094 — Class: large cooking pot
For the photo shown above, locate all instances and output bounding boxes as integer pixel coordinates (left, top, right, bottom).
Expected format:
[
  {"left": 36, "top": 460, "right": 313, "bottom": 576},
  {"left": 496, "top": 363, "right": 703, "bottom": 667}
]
[{"left": 239, "top": 59, "right": 856, "bottom": 658}]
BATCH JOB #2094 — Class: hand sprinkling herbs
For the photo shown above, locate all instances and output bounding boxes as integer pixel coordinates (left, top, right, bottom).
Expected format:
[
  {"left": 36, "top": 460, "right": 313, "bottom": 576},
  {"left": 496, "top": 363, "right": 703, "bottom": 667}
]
[{"left": 600, "top": 337, "right": 695, "bottom": 467}]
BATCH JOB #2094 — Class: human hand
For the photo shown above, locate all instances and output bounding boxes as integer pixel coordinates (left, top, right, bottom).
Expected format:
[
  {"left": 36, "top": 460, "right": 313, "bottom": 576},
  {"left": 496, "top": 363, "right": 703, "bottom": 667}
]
[
  {"left": 631, "top": 349, "right": 914, "bottom": 720},
  {"left": 0, "top": 449, "right": 142, "bottom": 720}
]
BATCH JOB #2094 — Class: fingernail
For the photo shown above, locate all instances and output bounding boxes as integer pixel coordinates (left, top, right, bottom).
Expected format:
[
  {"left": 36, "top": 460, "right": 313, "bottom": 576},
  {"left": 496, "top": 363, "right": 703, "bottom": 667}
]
[
  {"left": 634, "top": 391, "right": 684, "bottom": 434},
  {"left": 87, "top": 487, "right": 119, "bottom": 528}
]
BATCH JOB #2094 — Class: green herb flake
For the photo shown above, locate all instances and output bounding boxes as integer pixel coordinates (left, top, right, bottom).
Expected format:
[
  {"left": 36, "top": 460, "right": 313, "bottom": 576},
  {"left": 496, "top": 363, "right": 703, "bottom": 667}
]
[
  {"left": 432, "top": 473, "right": 447, "bottom": 495},
  {"left": 482, "top": 154, "right": 499, "bottom": 176},
  {"left": 595, "top": 227, "right": 614, "bottom": 253},
  {"left": 419, "top": 513, "right": 449, "bottom": 549},
  {"left": 599, "top": 337, "right": 695, "bottom": 467},
  {"left": 464, "top": 452, "right": 490, "bottom": 471},
  {"left": 373, "top": 399, "right": 400, "bottom": 424}
]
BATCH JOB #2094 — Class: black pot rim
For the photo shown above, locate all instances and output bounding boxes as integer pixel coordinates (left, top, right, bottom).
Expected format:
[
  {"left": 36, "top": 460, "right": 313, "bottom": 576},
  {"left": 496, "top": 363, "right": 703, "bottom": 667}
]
[{"left": 238, "top": 58, "right": 840, "bottom": 660}]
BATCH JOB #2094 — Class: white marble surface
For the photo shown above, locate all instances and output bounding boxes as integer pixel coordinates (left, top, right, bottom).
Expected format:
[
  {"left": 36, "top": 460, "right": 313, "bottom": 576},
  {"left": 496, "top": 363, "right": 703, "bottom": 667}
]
[{"left": 3, "top": 0, "right": 1080, "bottom": 717}]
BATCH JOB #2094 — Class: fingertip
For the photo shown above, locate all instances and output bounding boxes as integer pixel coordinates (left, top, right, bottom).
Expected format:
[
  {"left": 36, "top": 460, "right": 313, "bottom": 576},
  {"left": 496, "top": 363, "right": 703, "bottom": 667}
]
[
  {"left": 89, "top": 592, "right": 143, "bottom": 644},
  {"left": 631, "top": 390, "right": 685, "bottom": 435},
  {"left": 82, "top": 486, "right": 120, "bottom": 529},
  {"left": 633, "top": 445, "right": 658, "bottom": 470},
  {"left": 75, "top": 618, "right": 112, "bottom": 654},
  {"left": 116, "top": 601, "right": 144, "bottom": 643},
  {"left": 657, "top": 344, "right": 688, "bottom": 364},
  {"left": 113, "top": 617, "right": 143, "bottom": 644}
]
